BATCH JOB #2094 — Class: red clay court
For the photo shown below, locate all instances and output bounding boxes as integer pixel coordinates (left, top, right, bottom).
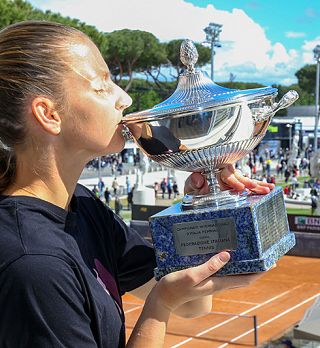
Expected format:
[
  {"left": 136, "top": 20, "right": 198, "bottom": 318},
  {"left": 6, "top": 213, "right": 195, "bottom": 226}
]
[{"left": 123, "top": 255, "right": 320, "bottom": 347}]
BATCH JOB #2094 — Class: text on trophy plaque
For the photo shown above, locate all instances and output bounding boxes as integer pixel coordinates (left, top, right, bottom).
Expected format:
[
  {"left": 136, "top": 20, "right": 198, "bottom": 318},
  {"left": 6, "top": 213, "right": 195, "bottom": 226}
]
[{"left": 173, "top": 218, "right": 237, "bottom": 256}]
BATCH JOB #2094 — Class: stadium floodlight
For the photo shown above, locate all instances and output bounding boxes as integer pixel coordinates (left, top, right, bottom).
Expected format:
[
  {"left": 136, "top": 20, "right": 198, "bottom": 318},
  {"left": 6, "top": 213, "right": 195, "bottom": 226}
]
[
  {"left": 313, "top": 45, "right": 320, "bottom": 150},
  {"left": 203, "top": 23, "right": 223, "bottom": 81}
]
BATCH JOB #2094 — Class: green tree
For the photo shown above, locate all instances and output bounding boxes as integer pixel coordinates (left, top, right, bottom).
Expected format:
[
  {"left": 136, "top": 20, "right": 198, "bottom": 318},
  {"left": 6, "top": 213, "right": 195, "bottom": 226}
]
[
  {"left": 0, "top": 0, "right": 108, "bottom": 57},
  {"left": 105, "top": 29, "right": 167, "bottom": 91},
  {"left": 272, "top": 83, "right": 314, "bottom": 106},
  {"left": 165, "top": 39, "right": 211, "bottom": 77},
  {"left": 295, "top": 64, "right": 317, "bottom": 95},
  {"left": 219, "top": 81, "right": 265, "bottom": 90},
  {"left": 0, "top": 0, "right": 44, "bottom": 26},
  {"left": 120, "top": 79, "right": 176, "bottom": 114}
]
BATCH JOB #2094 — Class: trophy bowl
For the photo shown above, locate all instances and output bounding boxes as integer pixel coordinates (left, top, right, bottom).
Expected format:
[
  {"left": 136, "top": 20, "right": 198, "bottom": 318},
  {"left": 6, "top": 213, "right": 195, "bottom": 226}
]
[
  {"left": 122, "top": 39, "right": 299, "bottom": 278},
  {"left": 122, "top": 39, "right": 299, "bottom": 209}
]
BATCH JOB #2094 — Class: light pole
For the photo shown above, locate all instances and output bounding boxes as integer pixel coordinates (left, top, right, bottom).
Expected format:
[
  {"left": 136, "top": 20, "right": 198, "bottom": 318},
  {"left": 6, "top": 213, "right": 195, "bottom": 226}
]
[
  {"left": 313, "top": 45, "right": 320, "bottom": 150},
  {"left": 203, "top": 22, "right": 222, "bottom": 81},
  {"left": 286, "top": 124, "right": 292, "bottom": 151}
]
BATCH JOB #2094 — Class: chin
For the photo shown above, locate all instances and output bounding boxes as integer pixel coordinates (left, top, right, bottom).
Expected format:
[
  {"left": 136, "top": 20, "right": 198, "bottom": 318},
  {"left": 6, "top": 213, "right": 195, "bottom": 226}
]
[{"left": 103, "top": 134, "right": 125, "bottom": 155}]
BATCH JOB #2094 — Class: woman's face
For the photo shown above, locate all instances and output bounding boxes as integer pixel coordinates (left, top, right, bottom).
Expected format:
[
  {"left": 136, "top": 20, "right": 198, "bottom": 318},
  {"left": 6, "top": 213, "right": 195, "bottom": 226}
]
[{"left": 60, "top": 36, "right": 132, "bottom": 157}]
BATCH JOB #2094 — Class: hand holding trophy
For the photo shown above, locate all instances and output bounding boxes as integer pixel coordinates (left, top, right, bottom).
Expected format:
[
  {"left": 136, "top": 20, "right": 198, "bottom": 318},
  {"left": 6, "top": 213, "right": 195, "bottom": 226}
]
[{"left": 123, "top": 39, "right": 299, "bottom": 279}]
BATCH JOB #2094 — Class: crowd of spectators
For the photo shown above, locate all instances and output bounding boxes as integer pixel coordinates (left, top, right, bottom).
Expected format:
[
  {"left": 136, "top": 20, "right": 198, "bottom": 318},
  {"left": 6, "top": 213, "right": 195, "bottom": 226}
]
[
  {"left": 89, "top": 143, "right": 320, "bottom": 215},
  {"left": 86, "top": 151, "right": 141, "bottom": 176},
  {"left": 238, "top": 144, "right": 320, "bottom": 212},
  {"left": 154, "top": 178, "right": 179, "bottom": 200}
]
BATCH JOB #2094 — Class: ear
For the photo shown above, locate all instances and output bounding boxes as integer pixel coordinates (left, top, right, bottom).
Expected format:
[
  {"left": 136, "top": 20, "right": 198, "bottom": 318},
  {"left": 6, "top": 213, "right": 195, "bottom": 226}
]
[{"left": 31, "top": 97, "right": 61, "bottom": 136}]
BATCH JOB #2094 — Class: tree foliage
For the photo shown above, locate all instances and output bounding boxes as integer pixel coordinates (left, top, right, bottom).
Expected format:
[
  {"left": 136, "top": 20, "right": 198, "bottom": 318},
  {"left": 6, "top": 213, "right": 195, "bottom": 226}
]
[
  {"left": 295, "top": 64, "right": 317, "bottom": 95},
  {"left": 0, "top": 0, "right": 316, "bottom": 109},
  {"left": 165, "top": 39, "right": 211, "bottom": 77},
  {"left": 105, "top": 29, "right": 167, "bottom": 91},
  {"left": 219, "top": 81, "right": 265, "bottom": 90},
  {"left": 0, "top": 0, "right": 108, "bottom": 57}
]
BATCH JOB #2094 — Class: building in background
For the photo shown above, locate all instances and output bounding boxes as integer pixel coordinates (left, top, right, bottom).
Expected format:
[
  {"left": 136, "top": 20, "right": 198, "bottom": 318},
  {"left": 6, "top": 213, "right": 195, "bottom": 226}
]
[{"left": 263, "top": 105, "right": 319, "bottom": 152}]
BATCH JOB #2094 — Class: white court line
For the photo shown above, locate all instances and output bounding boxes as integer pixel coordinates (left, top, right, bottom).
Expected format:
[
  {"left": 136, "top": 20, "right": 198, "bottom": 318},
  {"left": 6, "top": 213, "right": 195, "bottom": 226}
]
[
  {"left": 124, "top": 305, "right": 143, "bottom": 314},
  {"left": 215, "top": 298, "right": 258, "bottom": 306},
  {"left": 123, "top": 301, "right": 144, "bottom": 306},
  {"left": 170, "top": 283, "right": 304, "bottom": 348},
  {"left": 216, "top": 293, "right": 320, "bottom": 348}
]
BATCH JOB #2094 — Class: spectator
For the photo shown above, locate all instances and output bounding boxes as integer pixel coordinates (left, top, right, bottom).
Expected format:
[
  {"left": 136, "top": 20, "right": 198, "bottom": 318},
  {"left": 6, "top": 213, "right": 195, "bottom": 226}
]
[
  {"left": 173, "top": 181, "right": 179, "bottom": 198},
  {"left": 114, "top": 196, "right": 122, "bottom": 216},
  {"left": 125, "top": 176, "right": 131, "bottom": 194},
  {"left": 112, "top": 177, "right": 119, "bottom": 195},
  {"left": 97, "top": 177, "right": 105, "bottom": 198},
  {"left": 259, "top": 155, "right": 264, "bottom": 169},
  {"left": 127, "top": 187, "right": 134, "bottom": 210},
  {"left": 167, "top": 179, "right": 173, "bottom": 199},
  {"left": 104, "top": 187, "right": 111, "bottom": 206},
  {"left": 117, "top": 162, "right": 123, "bottom": 175},
  {"left": 160, "top": 178, "right": 167, "bottom": 198},
  {"left": 266, "top": 158, "right": 271, "bottom": 176},
  {"left": 92, "top": 185, "right": 99, "bottom": 198},
  {"left": 153, "top": 182, "right": 159, "bottom": 198},
  {"left": 311, "top": 194, "right": 318, "bottom": 215},
  {"left": 291, "top": 175, "right": 298, "bottom": 190},
  {"left": 284, "top": 186, "right": 290, "bottom": 195},
  {"left": 276, "top": 163, "right": 281, "bottom": 177},
  {"left": 314, "top": 178, "right": 320, "bottom": 190},
  {"left": 252, "top": 164, "right": 257, "bottom": 176},
  {"left": 284, "top": 167, "right": 291, "bottom": 183}
]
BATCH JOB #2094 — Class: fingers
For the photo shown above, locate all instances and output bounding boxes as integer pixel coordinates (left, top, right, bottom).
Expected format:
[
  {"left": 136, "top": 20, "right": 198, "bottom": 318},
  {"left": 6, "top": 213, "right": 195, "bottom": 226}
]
[
  {"left": 186, "top": 165, "right": 275, "bottom": 197},
  {"left": 187, "top": 251, "right": 230, "bottom": 285},
  {"left": 184, "top": 172, "right": 208, "bottom": 195},
  {"left": 250, "top": 180, "right": 274, "bottom": 194},
  {"left": 219, "top": 164, "right": 257, "bottom": 191},
  {"left": 196, "top": 272, "right": 264, "bottom": 294},
  {"left": 219, "top": 164, "right": 275, "bottom": 195},
  {"left": 155, "top": 251, "right": 230, "bottom": 311}
]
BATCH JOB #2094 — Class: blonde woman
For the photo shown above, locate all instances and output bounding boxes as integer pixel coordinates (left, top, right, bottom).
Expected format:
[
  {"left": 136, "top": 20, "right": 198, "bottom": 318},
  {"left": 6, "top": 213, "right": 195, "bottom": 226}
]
[{"left": 0, "top": 21, "right": 273, "bottom": 347}]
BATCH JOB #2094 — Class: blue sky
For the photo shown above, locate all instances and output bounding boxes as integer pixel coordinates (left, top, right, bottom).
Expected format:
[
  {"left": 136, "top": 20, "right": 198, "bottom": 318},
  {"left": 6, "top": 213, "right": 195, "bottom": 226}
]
[
  {"left": 186, "top": 0, "right": 319, "bottom": 51},
  {"left": 29, "top": 0, "right": 320, "bottom": 86}
]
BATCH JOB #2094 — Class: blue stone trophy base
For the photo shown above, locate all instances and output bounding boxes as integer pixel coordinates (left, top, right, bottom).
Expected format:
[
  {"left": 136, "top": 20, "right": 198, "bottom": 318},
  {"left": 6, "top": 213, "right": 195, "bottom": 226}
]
[{"left": 149, "top": 187, "right": 295, "bottom": 280}]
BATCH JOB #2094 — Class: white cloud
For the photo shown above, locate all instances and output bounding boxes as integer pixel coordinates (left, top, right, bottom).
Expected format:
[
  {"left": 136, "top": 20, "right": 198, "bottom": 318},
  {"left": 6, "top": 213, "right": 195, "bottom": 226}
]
[
  {"left": 29, "top": 0, "right": 309, "bottom": 85},
  {"left": 302, "top": 36, "right": 320, "bottom": 64},
  {"left": 285, "top": 32, "right": 306, "bottom": 39}
]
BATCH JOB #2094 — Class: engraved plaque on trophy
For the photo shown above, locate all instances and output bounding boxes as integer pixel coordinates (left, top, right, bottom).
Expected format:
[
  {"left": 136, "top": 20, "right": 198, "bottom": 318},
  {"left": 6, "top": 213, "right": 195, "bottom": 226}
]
[{"left": 122, "top": 39, "right": 299, "bottom": 278}]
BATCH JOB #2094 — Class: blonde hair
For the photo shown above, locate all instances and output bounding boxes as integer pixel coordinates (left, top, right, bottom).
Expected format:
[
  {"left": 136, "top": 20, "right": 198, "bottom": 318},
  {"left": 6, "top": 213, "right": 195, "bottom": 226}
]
[{"left": 0, "top": 20, "right": 85, "bottom": 192}]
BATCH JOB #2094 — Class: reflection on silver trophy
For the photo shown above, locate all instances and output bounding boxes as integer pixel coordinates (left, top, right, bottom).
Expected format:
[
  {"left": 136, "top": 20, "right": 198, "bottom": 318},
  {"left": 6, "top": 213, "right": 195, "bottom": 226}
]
[{"left": 122, "top": 39, "right": 299, "bottom": 278}]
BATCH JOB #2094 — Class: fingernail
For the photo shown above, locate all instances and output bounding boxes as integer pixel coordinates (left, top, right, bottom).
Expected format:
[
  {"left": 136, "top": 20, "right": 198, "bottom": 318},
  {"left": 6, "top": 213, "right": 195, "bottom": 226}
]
[{"left": 219, "top": 252, "right": 230, "bottom": 262}]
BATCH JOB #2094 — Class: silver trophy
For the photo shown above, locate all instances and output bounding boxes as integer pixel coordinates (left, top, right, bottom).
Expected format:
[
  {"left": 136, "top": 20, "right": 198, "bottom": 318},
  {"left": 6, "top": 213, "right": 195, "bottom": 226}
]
[
  {"left": 123, "top": 39, "right": 298, "bottom": 209},
  {"left": 122, "top": 39, "right": 299, "bottom": 277}
]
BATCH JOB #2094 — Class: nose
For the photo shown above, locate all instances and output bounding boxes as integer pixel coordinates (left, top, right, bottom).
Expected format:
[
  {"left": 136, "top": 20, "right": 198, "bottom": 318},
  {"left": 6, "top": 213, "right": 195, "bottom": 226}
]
[{"left": 115, "top": 87, "right": 132, "bottom": 112}]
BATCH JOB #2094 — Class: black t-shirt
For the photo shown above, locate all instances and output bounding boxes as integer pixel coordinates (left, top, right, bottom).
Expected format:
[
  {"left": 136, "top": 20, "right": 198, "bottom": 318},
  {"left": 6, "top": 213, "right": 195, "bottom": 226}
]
[{"left": 0, "top": 184, "right": 156, "bottom": 348}]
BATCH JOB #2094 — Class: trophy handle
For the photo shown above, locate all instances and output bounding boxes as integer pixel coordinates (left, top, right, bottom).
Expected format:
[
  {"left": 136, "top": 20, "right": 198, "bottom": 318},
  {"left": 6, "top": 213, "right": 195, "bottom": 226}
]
[
  {"left": 271, "top": 90, "right": 299, "bottom": 114},
  {"left": 121, "top": 124, "right": 134, "bottom": 141},
  {"left": 251, "top": 90, "right": 299, "bottom": 123}
]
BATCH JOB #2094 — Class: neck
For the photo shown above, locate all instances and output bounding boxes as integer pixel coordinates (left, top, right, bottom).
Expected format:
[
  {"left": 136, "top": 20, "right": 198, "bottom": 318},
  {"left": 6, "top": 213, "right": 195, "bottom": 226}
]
[{"left": 4, "top": 150, "right": 87, "bottom": 210}]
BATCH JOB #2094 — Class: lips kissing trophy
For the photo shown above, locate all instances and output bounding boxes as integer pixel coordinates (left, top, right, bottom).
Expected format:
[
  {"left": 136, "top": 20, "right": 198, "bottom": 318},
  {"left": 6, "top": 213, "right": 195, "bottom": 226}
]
[{"left": 122, "top": 40, "right": 299, "bottom": 279}]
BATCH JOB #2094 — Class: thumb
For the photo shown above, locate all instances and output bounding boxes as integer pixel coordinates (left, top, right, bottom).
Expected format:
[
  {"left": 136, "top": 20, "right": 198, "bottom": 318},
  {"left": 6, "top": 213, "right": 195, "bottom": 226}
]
[
  {"left": 188, "top": 251, "right": 230, "bottom": 285},
  {"left": 184, "top": 172, "right": 206, "bottom": 195}
]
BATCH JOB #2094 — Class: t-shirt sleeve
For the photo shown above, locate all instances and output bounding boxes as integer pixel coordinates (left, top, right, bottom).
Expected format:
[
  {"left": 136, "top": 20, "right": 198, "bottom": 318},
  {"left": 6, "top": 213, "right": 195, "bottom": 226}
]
[
  {"left": 0, "top": 255, "right": 98, "bottom": 348},
  {"left": 112, "top": 213, "right": 157, "bottom": 294}
]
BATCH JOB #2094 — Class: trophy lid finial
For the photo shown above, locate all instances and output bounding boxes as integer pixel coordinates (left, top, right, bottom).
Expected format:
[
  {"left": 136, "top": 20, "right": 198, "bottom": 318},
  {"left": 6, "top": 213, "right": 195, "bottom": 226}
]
[{"left": 180, "top": 39, "right": 198, "bottom": 73}]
